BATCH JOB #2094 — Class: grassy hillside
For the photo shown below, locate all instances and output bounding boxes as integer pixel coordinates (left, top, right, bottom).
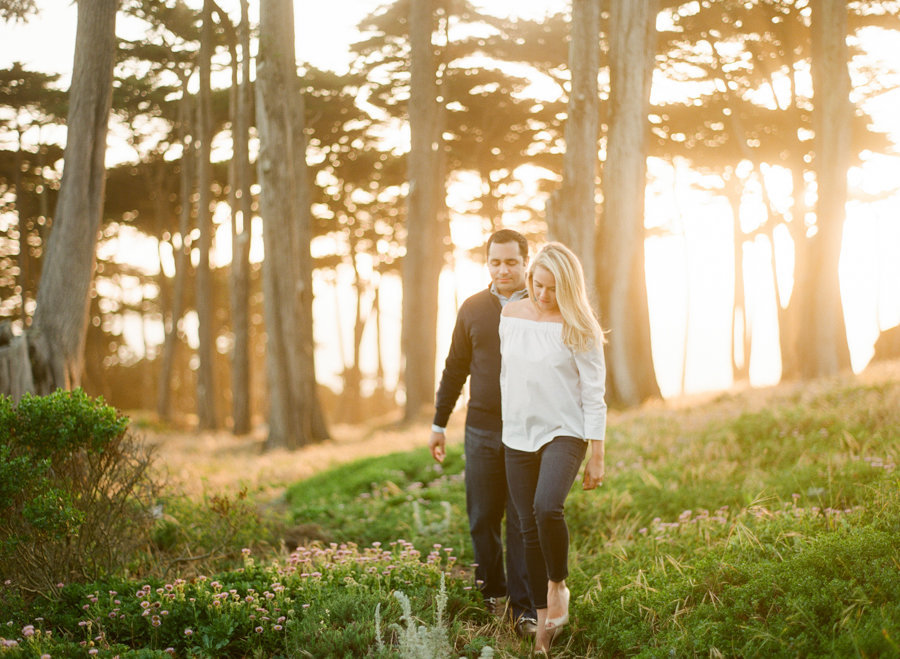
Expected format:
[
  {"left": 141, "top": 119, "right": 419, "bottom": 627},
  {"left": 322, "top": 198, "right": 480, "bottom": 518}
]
[
  {"left": 285, "top": 372, "right": 899, "bottom": 656},
  {"left": 2, "top": 368, "right": 897, "bottom": 657}
]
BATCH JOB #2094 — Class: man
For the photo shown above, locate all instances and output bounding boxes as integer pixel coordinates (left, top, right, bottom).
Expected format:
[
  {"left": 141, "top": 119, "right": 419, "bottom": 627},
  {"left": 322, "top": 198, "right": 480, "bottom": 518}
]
[{"left": 429, "top": 229, "right": 537, "bottom": 636}]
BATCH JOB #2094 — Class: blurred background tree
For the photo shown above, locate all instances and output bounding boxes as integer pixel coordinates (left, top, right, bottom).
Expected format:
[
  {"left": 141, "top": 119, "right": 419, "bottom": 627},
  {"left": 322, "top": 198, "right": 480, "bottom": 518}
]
[{"left": 0, "top": 0, "right": 898, "bottom": 444}]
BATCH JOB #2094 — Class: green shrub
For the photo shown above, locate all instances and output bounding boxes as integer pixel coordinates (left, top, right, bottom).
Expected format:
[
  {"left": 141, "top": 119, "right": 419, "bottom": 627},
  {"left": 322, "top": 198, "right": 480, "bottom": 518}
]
[
  {"left": 145, "top": 486, "right": 282, "bottom": 578},
  {"left": 0, "top": 389, "right": 159, "bottom": 594}
]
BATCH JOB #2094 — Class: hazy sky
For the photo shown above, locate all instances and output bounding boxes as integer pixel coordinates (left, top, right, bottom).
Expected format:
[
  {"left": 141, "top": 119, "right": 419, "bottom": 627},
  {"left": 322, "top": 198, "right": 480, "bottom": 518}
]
[
  {"left": 0, "top": 1, "right": 375, "bottom": 77},
  {"left": 0, "top": 1, "right": 564, "bottom": 79}
]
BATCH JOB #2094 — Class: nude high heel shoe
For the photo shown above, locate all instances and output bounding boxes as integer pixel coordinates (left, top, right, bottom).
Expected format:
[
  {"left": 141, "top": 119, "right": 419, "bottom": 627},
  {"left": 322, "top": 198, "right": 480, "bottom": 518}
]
[{"left": 544, "top": 585, "right": 569, "bottom": 639}]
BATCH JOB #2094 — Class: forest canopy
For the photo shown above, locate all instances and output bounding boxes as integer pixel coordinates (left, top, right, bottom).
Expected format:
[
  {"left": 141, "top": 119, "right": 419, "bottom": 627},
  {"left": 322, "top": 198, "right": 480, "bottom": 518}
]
[{"left": 1, "top": 0, "right": 898, "bottom": 443}]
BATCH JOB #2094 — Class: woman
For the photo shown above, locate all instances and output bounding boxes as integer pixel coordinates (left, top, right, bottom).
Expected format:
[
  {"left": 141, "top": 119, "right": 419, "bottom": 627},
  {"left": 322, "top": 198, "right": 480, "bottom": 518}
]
[{"left": 499, "top": 242, "right": 607, "bottom": 654}]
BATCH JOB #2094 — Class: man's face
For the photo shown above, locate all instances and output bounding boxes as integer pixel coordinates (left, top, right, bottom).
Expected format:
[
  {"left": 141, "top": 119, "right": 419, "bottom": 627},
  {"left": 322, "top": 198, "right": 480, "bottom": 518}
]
[{"left": 487, "top": 240, "right": 527, "bottom": 296}]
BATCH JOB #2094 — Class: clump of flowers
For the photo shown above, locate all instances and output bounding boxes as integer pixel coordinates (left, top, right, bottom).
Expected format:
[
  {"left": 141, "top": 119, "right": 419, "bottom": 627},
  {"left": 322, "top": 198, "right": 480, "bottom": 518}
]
[{"left": 0, "top": 539, "right": 477, "bottom": 657}]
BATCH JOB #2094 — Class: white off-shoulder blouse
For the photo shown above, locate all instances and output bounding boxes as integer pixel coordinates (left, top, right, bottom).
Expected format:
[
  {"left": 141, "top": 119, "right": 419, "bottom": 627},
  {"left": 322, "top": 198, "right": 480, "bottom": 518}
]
[{"left": 499, "top": 315, "right": 607, "bottom": 453}]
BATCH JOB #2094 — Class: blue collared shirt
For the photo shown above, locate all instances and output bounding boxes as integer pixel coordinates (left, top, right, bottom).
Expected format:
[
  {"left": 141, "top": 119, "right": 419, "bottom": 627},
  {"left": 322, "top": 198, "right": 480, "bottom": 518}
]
[{"left": 490, "top": 284, "right": 527, "bottom": 308}]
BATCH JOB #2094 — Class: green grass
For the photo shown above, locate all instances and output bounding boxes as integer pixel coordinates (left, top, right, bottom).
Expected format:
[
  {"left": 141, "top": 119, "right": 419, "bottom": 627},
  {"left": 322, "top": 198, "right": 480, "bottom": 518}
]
[
  {"left": 285, "top": 380, "right": 900, "bottom": 657},
  {"left": 283, "top": 444, "right": 471, "bottom": 555},
  {"left": 2, "top": 376, "right": 897, "bottom": 656}
]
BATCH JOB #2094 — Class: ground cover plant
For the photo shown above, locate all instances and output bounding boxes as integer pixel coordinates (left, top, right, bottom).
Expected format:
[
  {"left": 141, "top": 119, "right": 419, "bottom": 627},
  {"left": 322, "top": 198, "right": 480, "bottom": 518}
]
[
  {"left": 0, "top": 542, "right": 480, "bottom": 657},
  {"left": 1, "top": 371, "right": 897, "bottom": 656}
]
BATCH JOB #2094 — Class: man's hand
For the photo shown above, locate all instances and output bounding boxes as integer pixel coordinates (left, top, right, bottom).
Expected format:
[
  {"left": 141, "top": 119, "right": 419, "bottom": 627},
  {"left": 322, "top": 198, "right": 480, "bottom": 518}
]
[{"left": 429, "top": 430, "right": 446, "bottom": 463}]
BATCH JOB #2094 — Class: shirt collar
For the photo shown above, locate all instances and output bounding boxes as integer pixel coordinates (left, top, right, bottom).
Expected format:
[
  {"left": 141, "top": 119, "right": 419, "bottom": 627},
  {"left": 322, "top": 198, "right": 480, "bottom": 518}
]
[{"left": 490, "top": 283, "right": 528, "bottom": 307}]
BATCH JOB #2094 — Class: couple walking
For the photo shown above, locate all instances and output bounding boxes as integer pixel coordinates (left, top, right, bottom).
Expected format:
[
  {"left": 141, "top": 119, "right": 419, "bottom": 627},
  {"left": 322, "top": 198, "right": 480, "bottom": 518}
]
[{"left": 429, "top": 230, "right": 607, "bottom": 654}]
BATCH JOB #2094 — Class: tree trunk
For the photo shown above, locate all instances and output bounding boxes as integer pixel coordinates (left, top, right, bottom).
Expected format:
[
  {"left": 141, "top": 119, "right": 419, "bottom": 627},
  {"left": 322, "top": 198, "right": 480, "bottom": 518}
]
[
  {"left": 229, "top": 0, "right": 252, "bottom": 434},
  {"left": 195, "top": 0, "right": 218, "bottom": 429},
  {"left": 598, "top": 0, "right": 661, "bottom": 407},
  {"left": 546, "top": 0, "right": 600, "bottom": 297},
  {"left": 256, "top": 0, "right": 328, "bottom": 449},
  {"left": 402, "top": 0, "right": 443, "bottom": 421},
  {"left": 724, "top": 173, "right": 750, "bottom": 382},
  {"left": 157, "top": 82, "right": 193, "bottom": 422},
  {"left": 374, "top": 278, "right": 386, "bottom": 391},
  {"left": 800, "top": 0, "right": 852, "bottom": 377},
  {"left": 21, "top": 0, "right": 118, "bottom": 394},
  {"left": 0, "top": 322, "right": 34, "bottom": 400},
  {"left": 340, "top": 231, "right": 364, "bottom": 423},
  {"left": 13, "top": 130, "right": 29, "bottom": 328},
  {"left": 777, "top": 161, "right": 809, "bottom": 380}
]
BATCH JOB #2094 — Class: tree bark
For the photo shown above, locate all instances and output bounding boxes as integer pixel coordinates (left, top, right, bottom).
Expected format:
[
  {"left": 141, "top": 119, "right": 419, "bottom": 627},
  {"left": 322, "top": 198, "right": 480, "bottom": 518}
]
[
  {"left": 228, "top": 0, "right": 252, "bottom": 434},
  {"left": 157, "top": 81, "right": 193, "bottom": 422},
  {"left": 546, "top": 0, "right": 600, "bottom": 297},
  {"left": 256, "top": 0, "right": 328, "bottom": 448},
  {"left": 22, "top": 0, "right": 118, "bottom": 394},
  {"left": 402, "top": 0, "right": 443, "bottom": 421},
  {"left": 598, "top": 0, "right": 661, "bottom": 407},
  {"left": 194, "top": 0, "right": 218, "bottom": 429},
  {"left": 0, "top": 322, "right": 34, "bottom": 400},
  {"left": 801, "top": 0, "right": 852, "bottom": 377}
]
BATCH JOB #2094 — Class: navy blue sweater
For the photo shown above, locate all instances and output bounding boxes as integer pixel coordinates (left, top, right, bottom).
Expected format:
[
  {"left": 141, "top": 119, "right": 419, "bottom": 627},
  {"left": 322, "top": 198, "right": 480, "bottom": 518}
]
[{"left": 433, "top": 287, "right": 505, "bottom": 432}]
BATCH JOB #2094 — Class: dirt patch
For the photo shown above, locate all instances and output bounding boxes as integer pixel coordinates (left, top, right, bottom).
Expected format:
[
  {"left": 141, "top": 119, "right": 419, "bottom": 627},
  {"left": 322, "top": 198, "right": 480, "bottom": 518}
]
[{"left": 139, "top": 413, "right": 457, "bottom": 500}]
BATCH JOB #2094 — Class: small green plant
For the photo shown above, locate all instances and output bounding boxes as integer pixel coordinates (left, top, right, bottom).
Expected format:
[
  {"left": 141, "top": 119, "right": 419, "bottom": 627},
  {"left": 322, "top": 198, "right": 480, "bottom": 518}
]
[
  {"left": 147, "top": 486, "right": 281, "bottom": 579},
  {"left": 393, "top": 572, "right": 452, "bottom": 658},
  {"left": 0, "top": 389, "right": 159, "bottom": 594},
  {"left": 375, "top": 572, "right": 495, "bottom": 659},
  {"left": 412, "top": 499, "right": 453, "bottom": 535}
]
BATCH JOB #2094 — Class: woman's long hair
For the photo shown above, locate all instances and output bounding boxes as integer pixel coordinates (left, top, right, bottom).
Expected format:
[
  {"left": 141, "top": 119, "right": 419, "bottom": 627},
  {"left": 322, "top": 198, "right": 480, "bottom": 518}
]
[{"left": 528, "top": 242, "right": 605, "bottom": 352}]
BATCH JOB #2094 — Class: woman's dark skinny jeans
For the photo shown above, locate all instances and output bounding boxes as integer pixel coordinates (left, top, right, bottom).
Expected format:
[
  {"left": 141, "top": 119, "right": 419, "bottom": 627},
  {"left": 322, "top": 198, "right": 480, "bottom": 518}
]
[{"left": 505, "top": 435, "right": 586, "bottom": 610}]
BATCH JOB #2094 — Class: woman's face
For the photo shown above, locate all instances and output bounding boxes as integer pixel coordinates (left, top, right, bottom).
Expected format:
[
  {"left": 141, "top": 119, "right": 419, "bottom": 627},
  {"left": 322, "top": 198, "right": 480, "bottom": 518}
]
[{"left": 531, "top": 265, "right": 558, "bottom": 312}]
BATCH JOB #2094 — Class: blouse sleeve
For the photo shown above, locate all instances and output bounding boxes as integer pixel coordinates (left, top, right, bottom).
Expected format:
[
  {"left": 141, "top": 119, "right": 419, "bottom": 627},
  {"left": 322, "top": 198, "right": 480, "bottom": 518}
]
[{"left": 573, "top": 341, "right": 608, "bottom": 441}]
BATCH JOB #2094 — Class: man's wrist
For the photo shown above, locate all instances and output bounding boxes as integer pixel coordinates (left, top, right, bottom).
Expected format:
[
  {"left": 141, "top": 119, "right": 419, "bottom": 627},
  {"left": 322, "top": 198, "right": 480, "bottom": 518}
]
[{"left": 431, "top": 424, "right": 446, "bottom": 434}]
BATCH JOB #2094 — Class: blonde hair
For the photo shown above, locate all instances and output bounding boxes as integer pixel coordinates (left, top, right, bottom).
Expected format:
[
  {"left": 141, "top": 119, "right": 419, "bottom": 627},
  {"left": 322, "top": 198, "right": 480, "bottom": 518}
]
[{"left": 528, "top": 242, "right": 605, "bottom": 352}]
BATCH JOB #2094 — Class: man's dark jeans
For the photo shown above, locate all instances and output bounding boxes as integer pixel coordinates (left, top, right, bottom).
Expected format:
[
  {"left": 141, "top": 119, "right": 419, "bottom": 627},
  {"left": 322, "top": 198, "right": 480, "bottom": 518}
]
[{"left": 464, "top": 424, "right": 533, "bottom": 620}]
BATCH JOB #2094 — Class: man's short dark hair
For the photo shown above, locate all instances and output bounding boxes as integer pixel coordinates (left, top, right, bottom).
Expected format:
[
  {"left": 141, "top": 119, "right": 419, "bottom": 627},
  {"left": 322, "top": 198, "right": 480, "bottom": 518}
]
[{"left": 486, "top": 229, "right": 528, "bottom": 261}]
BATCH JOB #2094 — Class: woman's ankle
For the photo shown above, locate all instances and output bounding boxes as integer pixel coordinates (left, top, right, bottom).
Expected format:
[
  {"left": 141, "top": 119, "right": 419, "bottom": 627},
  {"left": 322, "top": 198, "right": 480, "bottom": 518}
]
[{"left": 547, "top": 579, "right": 566, "bottom": 595}]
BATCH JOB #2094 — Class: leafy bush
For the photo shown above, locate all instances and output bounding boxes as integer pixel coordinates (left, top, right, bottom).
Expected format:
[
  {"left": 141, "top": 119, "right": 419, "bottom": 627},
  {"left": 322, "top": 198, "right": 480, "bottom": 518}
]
[{"left": 0, "top": 389, "right": 159, "bottom": 594}]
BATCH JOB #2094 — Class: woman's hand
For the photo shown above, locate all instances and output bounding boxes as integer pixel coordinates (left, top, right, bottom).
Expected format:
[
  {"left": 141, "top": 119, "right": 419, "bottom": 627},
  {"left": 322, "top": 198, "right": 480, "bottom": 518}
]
[{"left": 582, "top": 440, "right": 605, "bottom": 490}]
